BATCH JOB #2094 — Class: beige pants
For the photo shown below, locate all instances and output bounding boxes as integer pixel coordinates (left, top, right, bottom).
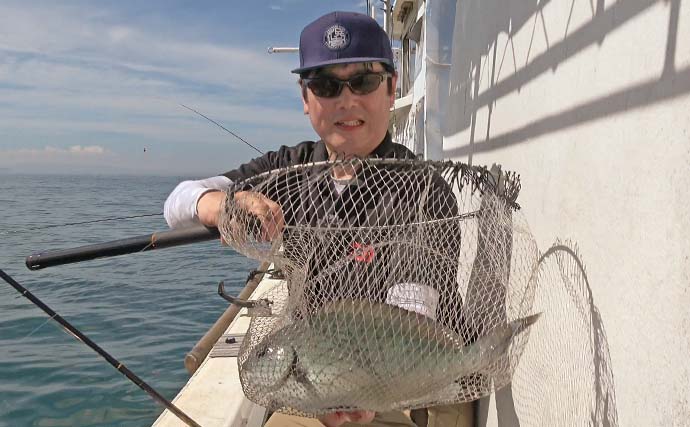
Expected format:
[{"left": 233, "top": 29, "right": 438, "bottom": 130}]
[
  {"left": 263, "top": 403, "right": 473, "bottom": 427},
  {"left": 426, "top": 403, "right": 474, "bottom": 427}
]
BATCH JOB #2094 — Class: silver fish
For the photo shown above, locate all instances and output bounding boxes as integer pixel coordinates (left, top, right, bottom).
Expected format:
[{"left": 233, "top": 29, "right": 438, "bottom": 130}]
[{"left": 239, "top": 300, "right": 539, "bottom": 414}]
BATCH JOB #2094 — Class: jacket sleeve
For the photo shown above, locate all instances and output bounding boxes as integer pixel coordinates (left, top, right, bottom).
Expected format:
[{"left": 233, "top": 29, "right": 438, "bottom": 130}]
[
  {"left": 163, "top": 175, "right": 231, "bottom": 228},
  {"left": 222, "top": 143, "right": 315, "bottom": 182},
  {"left": 222, "top": 151, "right": 280, "bottom": 182},
  {"left": 165, "top": 142, "right": 316, "bottom": 229}
]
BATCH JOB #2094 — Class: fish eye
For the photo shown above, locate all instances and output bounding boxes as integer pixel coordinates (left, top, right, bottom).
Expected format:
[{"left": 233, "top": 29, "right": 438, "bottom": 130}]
[
  {"left": 256, "top": 344, "right": 269, "bottom": 358},
  {"left": 242, "top": 342, "right": 294, "bottom": 393},
  {"left": 255, "top": 344, "right": 287, "bottom": 361}
]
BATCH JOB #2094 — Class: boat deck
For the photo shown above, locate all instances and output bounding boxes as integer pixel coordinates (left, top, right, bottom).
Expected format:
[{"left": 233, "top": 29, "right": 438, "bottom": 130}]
[{"left": 151, "top": 273, "right": 283, "bottom": 427}]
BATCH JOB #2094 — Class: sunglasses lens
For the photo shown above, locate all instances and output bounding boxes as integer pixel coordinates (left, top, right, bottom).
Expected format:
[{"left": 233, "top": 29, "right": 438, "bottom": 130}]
[
  {"left": 350, "top": 74, "right": 383, "bottom": 95},
  {"left": 307, "top": 78, "right": 341, "bottom": 98},
  {"left": 305, "top": 73, "right": 388, "bottom": 98}
]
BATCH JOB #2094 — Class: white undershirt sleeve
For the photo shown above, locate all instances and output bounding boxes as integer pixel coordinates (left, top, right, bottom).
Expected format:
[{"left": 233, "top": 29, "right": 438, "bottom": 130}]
[{"left": 164, "top": 175, "right": 232, "bottom": 229}]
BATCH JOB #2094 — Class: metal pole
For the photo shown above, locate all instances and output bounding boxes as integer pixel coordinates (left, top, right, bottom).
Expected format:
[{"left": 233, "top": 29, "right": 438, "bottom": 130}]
[
  {"left": 382, "top": 0, "right": 392, "bottom": 36},
  {"left": 267, "top": 47, "right": 299, "bottom": 53}
]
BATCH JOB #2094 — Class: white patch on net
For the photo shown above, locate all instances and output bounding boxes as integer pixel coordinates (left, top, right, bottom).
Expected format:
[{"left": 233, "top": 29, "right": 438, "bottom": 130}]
[{"left": 386, "top": 283, "right": 439, "bottom": 320}]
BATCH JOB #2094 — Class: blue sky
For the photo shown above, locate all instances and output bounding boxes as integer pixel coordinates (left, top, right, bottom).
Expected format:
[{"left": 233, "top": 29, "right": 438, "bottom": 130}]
[{"left": 0, "top": 0, "right": 371, "bottom": 176}]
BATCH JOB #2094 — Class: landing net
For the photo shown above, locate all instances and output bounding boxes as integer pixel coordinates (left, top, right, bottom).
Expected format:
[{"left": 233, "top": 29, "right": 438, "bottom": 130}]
[{"left": 218, "top": 158, "right": 540, "bottom": 416}]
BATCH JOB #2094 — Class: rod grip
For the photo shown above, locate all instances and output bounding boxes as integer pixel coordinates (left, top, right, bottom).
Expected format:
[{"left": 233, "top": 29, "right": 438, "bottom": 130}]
[{"left": 26, "top": 225, "right": 220, "bottom": 270}]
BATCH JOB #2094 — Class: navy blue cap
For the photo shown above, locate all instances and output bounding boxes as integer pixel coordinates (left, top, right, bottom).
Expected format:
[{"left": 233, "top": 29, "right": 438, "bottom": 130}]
[{"left": 292, "top": 11, "right": 394, "bottom": 74}]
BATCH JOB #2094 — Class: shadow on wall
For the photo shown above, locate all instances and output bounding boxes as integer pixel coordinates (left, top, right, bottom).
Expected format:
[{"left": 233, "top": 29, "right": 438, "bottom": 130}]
[
  {"left": 437, "top": 0, "right": 687, "bottom": 159},
  {"left": 478, "top": 242, "right": 618, "bottom": 426}
]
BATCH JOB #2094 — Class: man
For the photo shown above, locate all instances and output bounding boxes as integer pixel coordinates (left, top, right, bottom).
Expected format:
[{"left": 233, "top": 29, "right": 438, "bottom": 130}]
[{"left": 165, "top": 11, "right": 473, "bottom": 427}]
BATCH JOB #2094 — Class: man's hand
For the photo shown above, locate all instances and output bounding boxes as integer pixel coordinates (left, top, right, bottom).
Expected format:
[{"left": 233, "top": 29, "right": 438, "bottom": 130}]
[
  {"left": 318, "top": 410, "right": 375, "bottom": 427},
  {"left": 232, "top": 191, "right": 285, "bottom": 241},
  {"left": 198, "top": 190, "right": 285, "bottom": 241}
]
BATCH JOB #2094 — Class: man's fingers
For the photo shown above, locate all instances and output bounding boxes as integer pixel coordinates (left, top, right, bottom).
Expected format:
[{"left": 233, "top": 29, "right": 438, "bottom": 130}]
[
  {"left": 319, "top": 410, "right": 375, "bottom": 427},
  {"left": 348, "top": 410, "right": 375, "bottom": 423},
  {"left": 261, "top": 199, "right": 285, "bottom": 240},
  {"left": 233, "top": 191, "right": 285, "bottom": 241}
]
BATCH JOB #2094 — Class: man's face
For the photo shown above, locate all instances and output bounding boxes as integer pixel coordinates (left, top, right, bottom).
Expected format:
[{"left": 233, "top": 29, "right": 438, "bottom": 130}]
[{"left": 301, "top": 62, "right": 397, "bottom": 158}]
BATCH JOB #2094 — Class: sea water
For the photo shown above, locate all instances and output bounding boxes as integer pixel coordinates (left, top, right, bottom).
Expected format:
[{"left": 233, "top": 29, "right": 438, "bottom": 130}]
[{"left": 0, "top": 174, "right": 255, "bottom": 427}]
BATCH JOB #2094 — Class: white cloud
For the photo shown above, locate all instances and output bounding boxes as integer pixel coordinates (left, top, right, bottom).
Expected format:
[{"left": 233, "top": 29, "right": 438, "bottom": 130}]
[
  {"left": 108, "top": 26, "right": 134, "bottom": 43},
  {"left": 0, "top": 1, "right": 312, "bottom": 174},
  {"left": 0, "top": 2, "right": 297, "bottom": 93},
  {"left": 0, "top": 90, "right": 308, "bottom": 139},
  {"left": 270, "top": 5, "right": 284, "bottom": 10},
  {"left": 0, "top": 145, "right": 113, "bottom": 174},
  {"left": 2, "top": 145, "right": 108, "bottom": 157},
  {"left": 69, "top": 145, "right": 106, "bottom": 154},
  {"left": 0, "top": 2, "right": 301, "bottom": 109}
]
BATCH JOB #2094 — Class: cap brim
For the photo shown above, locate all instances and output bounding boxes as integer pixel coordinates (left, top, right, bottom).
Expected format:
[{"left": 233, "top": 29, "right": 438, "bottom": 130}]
[{"left": 291, "top": 57, "right": 394, "bottom": 74}]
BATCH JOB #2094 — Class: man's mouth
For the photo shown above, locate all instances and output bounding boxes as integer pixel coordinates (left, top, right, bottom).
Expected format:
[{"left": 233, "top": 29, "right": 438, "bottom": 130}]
[{"left": 335, "top": 119, "right": 364, "bottom": 129}]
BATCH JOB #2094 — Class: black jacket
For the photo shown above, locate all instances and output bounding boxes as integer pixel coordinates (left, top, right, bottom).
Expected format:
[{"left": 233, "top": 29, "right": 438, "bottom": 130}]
[
  {"left": 222, "top": 132, "right": 415, "bottom": 182},
  {"left": 222, "top": 134, "right": 465, "bottom": 336}
]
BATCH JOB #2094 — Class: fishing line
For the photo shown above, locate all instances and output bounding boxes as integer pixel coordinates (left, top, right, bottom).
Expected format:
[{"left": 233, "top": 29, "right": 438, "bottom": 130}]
[
  {"left": 0, "top": 213, "right": 164, "bottom": 236},
  {"left": 180, "top": 104, "right": 264, "bottom": 155},
  {"left": 0, "top": 269, "right": 202, "bottom": 427},
  {"left": 19, "top": 313, "right": 57, "bottom": 341}
]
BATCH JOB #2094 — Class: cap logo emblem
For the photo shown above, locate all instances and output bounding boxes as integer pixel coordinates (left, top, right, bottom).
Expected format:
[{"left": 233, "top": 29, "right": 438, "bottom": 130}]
[{"left": 324, "top": 24, "right": 350, "bottom": 51}]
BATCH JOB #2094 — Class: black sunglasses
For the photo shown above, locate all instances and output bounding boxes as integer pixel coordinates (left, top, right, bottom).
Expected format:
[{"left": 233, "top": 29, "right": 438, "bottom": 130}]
[{"left": 302, "top": 72, "right": 391, "bottom": 98}]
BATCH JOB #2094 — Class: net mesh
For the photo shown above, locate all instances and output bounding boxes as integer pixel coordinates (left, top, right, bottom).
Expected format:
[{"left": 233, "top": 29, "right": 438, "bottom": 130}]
[
  {"left": 508, "top": 241, "right": 619, "bottom": 426},
  {"left": 217, "top": 158, "right": 541, "bottom": 416}
]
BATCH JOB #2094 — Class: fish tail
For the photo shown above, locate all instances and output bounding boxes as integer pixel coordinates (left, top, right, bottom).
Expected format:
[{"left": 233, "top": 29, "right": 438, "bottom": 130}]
[
  {"left": 496, "top": 312, "right": 542, "bottom": 352},
  {"left": 462, "top": 312, "right": 542, "bottom": 371},
  {"left": 508, "top": 312, "right": 541, "bottom": 337}
]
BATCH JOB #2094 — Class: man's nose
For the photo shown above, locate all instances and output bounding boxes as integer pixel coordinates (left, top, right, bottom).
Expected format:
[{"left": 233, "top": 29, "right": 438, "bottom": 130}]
[{"left": 336, "top": 84, "right": 359, "bottom": 107}]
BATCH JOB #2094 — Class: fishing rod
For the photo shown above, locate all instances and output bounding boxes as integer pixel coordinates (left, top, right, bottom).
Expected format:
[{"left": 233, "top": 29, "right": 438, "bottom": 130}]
[
  {"left": 180, "top": 104, "right": 264, "bottom": 155},
  {"left": 26, "top": 224, "right": 219, "bottom": 270},
  {"left": 0, "top": 269, "right": 202, "bottom": 427}
]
